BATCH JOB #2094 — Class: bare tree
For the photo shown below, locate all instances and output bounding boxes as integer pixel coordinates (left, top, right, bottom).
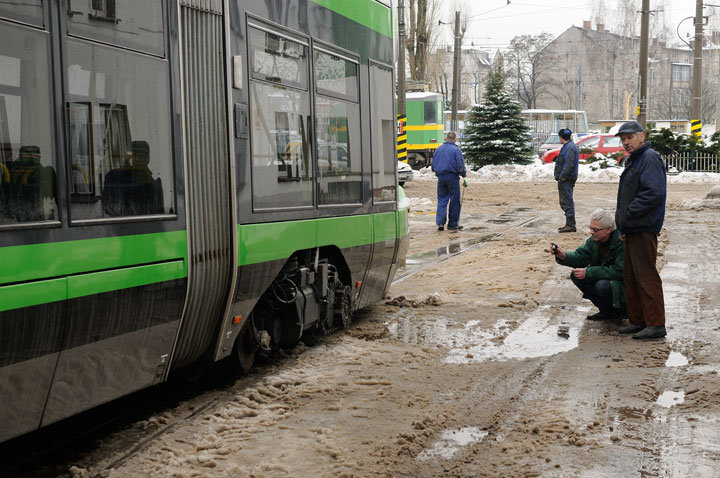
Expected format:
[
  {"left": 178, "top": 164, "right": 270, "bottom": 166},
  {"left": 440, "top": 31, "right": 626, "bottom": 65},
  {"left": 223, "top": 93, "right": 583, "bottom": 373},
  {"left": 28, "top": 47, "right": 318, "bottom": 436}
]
[
  {"left": 503, "top": 33, "right": 553, "bottom": 109},
  {"left": 405, "top": 0, "right": 441, "bottom": 82},
  {"left": 590, "top": 0, "right": 609, "bottom": 29},
  {"left": 612, "top": 0, "right": 640, "bottom": 37}
]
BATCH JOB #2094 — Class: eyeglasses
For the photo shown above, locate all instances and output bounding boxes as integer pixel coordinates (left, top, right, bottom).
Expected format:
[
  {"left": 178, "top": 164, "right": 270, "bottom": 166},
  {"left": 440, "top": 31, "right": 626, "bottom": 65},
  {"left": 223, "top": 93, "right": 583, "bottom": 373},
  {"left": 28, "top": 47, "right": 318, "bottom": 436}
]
[{"left": 589, "top": 227, "right": 606, "bottom": 233}]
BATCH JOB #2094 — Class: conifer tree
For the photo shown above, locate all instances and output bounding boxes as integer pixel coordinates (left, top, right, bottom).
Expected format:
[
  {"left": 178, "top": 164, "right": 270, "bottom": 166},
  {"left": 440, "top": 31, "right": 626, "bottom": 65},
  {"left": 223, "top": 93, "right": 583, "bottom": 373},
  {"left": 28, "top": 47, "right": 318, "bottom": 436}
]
[{"left": 462, "top": 68, "right": 534, "bottom": 167}]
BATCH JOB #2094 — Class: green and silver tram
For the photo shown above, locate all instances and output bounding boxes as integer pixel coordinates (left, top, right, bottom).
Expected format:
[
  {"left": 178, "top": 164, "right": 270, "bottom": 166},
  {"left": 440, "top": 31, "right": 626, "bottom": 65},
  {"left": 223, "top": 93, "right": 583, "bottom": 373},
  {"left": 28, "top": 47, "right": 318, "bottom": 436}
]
[{"left": 0, "top": 0, "right": 407, "bottom": 443}]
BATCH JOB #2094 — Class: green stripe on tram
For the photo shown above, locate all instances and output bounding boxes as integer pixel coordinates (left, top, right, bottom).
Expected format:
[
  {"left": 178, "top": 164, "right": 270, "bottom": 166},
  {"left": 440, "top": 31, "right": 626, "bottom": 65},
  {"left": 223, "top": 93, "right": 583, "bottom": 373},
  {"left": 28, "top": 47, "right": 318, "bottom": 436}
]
[
  {"left": 0, "top": 231, "right": 188, "bottom": 311},
  {"left": 238, "top": 212, "right": 400, "bottom": 266},
  {"left": 0, "top": 211, "right": 407, "bottom": 310},
  {"left": 310, "top": 0, "right": 393, "bottom": 38}
]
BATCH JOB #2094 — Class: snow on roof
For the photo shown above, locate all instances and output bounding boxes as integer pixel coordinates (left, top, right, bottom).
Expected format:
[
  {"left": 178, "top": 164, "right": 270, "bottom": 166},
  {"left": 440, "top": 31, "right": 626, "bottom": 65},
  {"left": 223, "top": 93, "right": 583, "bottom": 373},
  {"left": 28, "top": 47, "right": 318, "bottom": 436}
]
[{"left": 407, "top": 92, "right": 443, "bottom": 100}]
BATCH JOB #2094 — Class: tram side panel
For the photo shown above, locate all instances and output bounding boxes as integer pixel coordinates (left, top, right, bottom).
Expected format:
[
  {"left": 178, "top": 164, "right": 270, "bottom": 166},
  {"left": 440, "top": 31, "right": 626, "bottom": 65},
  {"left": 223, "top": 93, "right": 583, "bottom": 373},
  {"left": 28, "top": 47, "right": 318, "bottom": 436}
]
[{"left": 0, "top": 2, "right": 189, "bottom": 442}]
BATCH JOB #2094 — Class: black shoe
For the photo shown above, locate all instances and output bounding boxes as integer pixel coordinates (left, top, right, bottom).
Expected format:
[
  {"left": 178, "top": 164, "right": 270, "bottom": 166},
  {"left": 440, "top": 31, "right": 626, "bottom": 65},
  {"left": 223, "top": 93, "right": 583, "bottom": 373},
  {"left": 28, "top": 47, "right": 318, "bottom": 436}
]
[
  {"left": 613, "top": 308, "right": 628, "bottom": 320},
  {"left": 448, "top": 225, "right": 463, "bottom": 231},
  {"left": 632, "top": 326, "right": 667, "bottom": 339},
  {"left": 618, "top": 324, "right": 644, "bottom": 335},
  {"left": 558, "top": 225, "right": 576, "bottom": 233},
  {"left": 437, "top": 226, "right": 444, "bottom": 231},
  {"left": 587, "top": 310, "right": 615, "bottom": 321}
]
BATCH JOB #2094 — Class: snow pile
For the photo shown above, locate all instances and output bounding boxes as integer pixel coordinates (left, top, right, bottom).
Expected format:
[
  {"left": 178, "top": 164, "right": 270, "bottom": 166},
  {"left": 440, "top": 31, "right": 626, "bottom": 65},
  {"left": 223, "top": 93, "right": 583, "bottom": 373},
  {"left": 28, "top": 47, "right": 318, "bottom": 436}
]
[
  {"left": 415, "top": 159, "right": 720, "bottom": 184},
  {"left": 680, "top": 184, "right": 720, "bottom": 209},
  {"left": 408, "top": 196, "right": 434, "bottom": 210}
]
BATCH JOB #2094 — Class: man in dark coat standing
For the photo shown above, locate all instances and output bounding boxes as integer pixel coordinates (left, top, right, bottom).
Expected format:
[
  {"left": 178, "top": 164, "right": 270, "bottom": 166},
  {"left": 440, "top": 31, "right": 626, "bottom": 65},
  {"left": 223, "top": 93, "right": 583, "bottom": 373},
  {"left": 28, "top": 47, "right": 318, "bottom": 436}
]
[
  {"left": 554, "top": 128, "right": 579, "bottom": 233},
  {"left": 615, "top": 121, "right": 667, "bottom": 339},
  {"left": 433, "top": 131, "right": 467, "bottom": 231}
]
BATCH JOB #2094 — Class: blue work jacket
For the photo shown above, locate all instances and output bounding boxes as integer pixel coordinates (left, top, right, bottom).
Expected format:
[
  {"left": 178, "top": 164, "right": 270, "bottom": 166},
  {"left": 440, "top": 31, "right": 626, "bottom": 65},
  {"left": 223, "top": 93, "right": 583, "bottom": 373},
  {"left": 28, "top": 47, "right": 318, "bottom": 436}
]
[
  {"left": 432, "top": 141, "right": 466, "bottom": 177},
  {"left": 554, "top": 140, "right": 579, "bottom": 182}
]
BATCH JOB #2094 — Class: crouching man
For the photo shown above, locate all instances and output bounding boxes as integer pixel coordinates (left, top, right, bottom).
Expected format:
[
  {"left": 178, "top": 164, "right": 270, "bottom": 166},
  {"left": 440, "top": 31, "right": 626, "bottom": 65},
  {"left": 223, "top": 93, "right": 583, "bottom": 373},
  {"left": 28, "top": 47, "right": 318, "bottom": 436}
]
[{"left": 550, "top": 209, "right": 627, "bottom": 320}]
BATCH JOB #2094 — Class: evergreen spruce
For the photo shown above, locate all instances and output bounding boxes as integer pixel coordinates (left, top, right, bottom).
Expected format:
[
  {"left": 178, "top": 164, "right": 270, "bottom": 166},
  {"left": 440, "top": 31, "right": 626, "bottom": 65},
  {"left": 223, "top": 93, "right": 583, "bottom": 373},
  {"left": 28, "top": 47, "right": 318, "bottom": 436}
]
[{"left": 462, "top": 68, "right": 534, "bottom": 168}]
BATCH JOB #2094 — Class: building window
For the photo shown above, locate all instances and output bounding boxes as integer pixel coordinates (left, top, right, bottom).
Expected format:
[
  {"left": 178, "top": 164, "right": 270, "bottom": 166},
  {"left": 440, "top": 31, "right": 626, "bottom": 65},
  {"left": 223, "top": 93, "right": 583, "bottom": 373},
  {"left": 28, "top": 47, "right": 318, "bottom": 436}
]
[{"left": 671, "top": 63, "right": 690, "bottom": 82}]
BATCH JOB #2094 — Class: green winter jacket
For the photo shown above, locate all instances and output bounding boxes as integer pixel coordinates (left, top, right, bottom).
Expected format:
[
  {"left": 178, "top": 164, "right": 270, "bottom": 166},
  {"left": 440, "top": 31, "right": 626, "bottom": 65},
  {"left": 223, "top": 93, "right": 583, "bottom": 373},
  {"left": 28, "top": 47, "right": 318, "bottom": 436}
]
[{"left": 557, "top": 229, "right": 626, "bottom": 309}]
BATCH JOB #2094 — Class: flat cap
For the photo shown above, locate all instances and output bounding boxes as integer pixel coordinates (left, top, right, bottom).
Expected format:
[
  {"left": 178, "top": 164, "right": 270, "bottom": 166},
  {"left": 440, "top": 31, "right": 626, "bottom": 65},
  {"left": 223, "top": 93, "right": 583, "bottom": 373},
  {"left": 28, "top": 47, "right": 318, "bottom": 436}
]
[{"left": 615, "top": 120, "right": 643, "bottom": 136}]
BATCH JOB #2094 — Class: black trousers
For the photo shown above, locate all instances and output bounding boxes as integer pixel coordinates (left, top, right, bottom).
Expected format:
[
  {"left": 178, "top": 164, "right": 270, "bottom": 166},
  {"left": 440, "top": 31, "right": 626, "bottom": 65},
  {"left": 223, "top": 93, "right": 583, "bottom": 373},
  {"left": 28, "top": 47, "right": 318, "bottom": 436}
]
[{"left": 570, "top": 274, "right": 613, "bottom": 312}]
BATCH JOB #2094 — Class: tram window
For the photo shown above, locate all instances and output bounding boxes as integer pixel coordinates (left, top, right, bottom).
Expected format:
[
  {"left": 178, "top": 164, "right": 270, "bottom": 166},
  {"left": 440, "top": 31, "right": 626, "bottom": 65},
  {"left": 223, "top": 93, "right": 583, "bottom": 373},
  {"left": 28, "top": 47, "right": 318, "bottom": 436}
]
[
  {"left": 0, "top": 20, "right": 58, "bottom": 225},
  {"left": 314, "top": 51, "right": 358, "bottom": 102},
  {"left": 248, "top": 26, "right": 307, "bottom": 90},
  {"left": 66, "top": 0, "right": 165, "bottom": 57},
  {"left": 315, "top": 96, "right": 361, "bottom": 205},
  {"left": 369, "top": 64, "right": 395, "bottom": 203},
  {"left": 250, "top": 81, "right": 313, "bottom": 210},
  {"left": 0, "top": 0, "right": 44, "bottom": 27},
  {"left": 424, "top": 101, "right": 437, "bottom": 125},
  {"left": 65, "top": 39, "right": 174, "bottom": 219}
]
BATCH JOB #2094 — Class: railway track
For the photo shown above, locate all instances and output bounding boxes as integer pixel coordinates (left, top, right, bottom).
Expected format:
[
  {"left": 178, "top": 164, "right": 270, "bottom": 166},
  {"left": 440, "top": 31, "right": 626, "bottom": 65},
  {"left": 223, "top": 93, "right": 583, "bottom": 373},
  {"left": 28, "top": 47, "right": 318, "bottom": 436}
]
[{"left": 393, "top": 209, "right": 545, "bottom": 284}]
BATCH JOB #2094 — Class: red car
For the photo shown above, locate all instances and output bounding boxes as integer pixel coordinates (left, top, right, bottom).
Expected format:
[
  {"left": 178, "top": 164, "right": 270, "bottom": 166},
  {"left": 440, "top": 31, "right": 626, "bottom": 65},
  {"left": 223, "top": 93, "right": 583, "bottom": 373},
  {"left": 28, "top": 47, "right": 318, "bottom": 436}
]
[{"left": 541, "top": 134, "right": 625, "bottom": 164}]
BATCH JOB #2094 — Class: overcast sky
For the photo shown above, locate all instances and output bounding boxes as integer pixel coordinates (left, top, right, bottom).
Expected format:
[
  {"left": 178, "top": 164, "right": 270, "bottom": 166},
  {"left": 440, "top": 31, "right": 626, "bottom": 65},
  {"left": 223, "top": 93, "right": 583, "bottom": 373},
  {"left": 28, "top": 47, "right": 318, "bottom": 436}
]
[{"left": 437, "top": 0, "right": 703, "bottom": 51}]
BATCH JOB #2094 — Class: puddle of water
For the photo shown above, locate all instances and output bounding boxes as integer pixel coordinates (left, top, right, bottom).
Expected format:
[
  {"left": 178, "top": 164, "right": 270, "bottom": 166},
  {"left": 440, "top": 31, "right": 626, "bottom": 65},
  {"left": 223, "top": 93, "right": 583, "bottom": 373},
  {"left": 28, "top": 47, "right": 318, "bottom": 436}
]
[
  {"left": 446, "top": 305, "right": 580, "bottom": 363},
  {"left": 387, "top": 304, "right": 582, "bottom": 363},
  {"left": 416, "top": 427, "right": 488, "bottom": 461},
  {"left": 666, "top": 351, "right": 689, "bottom": 367},
  {"left": 656, "top": 390, "right": 685, "bottom": 408}
]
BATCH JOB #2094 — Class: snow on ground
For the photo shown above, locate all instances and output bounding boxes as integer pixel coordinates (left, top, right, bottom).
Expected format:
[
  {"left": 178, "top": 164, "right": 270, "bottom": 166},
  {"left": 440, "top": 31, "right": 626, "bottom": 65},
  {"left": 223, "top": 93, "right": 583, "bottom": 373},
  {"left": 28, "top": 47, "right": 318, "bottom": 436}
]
[{"left": 412, "top": 159, "right": 720, "bottom": 184}]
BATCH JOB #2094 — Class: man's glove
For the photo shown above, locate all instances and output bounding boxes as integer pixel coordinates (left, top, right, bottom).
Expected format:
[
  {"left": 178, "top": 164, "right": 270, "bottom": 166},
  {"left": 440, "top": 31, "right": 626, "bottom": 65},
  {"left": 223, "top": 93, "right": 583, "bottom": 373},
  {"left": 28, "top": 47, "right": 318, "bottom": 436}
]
[{"left": 462, "top": 178, "right": 468, "bottom": 188}]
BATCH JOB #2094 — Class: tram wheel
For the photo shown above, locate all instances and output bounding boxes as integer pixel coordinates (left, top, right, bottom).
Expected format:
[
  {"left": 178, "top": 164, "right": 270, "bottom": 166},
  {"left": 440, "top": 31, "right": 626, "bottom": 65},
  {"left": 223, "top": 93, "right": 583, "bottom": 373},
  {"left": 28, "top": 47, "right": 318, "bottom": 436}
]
[
  {"left": 233, "top": 319, "right": 257, "bottom": 373},
  {"left": 334, "top": 286, "right": 352, "bottom": 329}
]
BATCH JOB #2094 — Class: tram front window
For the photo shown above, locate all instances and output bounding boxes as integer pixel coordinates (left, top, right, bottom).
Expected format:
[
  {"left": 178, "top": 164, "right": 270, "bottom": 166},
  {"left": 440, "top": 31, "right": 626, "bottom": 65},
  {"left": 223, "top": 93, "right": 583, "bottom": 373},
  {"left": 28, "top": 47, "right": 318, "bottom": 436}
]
[{"left": 0, "top": 20, "right": 58, "bottom": 225}]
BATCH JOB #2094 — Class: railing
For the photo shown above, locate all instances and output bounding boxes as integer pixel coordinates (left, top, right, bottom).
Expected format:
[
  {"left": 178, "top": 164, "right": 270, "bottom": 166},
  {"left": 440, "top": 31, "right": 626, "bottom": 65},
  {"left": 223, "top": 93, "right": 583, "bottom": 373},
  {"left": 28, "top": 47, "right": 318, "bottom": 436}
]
[{"left": 662, "top": 152, "right": 719, "bottom": 173}]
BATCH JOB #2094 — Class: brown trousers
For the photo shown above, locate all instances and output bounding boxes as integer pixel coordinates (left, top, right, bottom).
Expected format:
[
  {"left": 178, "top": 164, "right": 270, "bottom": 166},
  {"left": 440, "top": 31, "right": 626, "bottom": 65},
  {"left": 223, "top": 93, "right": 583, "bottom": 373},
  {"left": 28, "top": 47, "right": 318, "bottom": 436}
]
[{"left": 624, "top": 231, "right": 666, "bottom": 327}]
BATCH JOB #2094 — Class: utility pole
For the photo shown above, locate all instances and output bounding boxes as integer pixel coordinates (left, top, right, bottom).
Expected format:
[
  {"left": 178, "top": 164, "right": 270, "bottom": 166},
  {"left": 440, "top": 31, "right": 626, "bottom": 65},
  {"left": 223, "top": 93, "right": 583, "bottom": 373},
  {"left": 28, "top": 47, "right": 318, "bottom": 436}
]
[
  {"left": 691, "top": 0, "right": 704, "bottom": 138},
  {"left": 577, "top": 64, "right": 583, "bottom": 111},
  {"left": 397, "top": 0, "right": 406, "bottom": 117},
  {"left": 451, "top": 10, "right": 461, "bottom": 132},
  {"left": 637, "top": 0, "right": 650, "bottom": 128}
]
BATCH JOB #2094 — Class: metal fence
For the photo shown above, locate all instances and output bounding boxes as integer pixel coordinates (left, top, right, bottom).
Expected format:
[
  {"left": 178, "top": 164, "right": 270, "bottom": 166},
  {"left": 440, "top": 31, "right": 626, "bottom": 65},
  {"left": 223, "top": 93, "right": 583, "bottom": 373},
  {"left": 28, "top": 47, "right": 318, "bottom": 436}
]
[{"left": 662, "top": 152, "right": 719, "bottom": 173}]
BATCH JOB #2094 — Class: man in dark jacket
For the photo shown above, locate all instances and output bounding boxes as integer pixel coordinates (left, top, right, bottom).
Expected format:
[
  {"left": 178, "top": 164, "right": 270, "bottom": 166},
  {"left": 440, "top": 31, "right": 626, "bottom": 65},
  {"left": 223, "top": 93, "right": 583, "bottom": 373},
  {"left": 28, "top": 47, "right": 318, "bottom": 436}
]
[
  {"left": 551, "top": 209, "right": 626, "bottom": 320},
  {"left": 433, "top": 131, "right": 467, "bottom": 231},
  {"left": 615, "top": 120, "right": 667, "bottom": 339},
  {"left": 553, "top": 128, "right": 579, "bottom": 233}
]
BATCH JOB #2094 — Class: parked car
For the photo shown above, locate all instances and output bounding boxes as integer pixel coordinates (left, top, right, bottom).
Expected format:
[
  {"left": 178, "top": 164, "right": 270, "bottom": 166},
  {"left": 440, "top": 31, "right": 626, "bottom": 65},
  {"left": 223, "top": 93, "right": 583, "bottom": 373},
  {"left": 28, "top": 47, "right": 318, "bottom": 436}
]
[
  {"left": 541, "top": 134, "right": 625, "bottom": 164},
  {"left": 398, "top": 160, "right": 413, "bottom": 186},
  {"left": 538, "top": 133, "right": 579, "bottom": 159}
]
